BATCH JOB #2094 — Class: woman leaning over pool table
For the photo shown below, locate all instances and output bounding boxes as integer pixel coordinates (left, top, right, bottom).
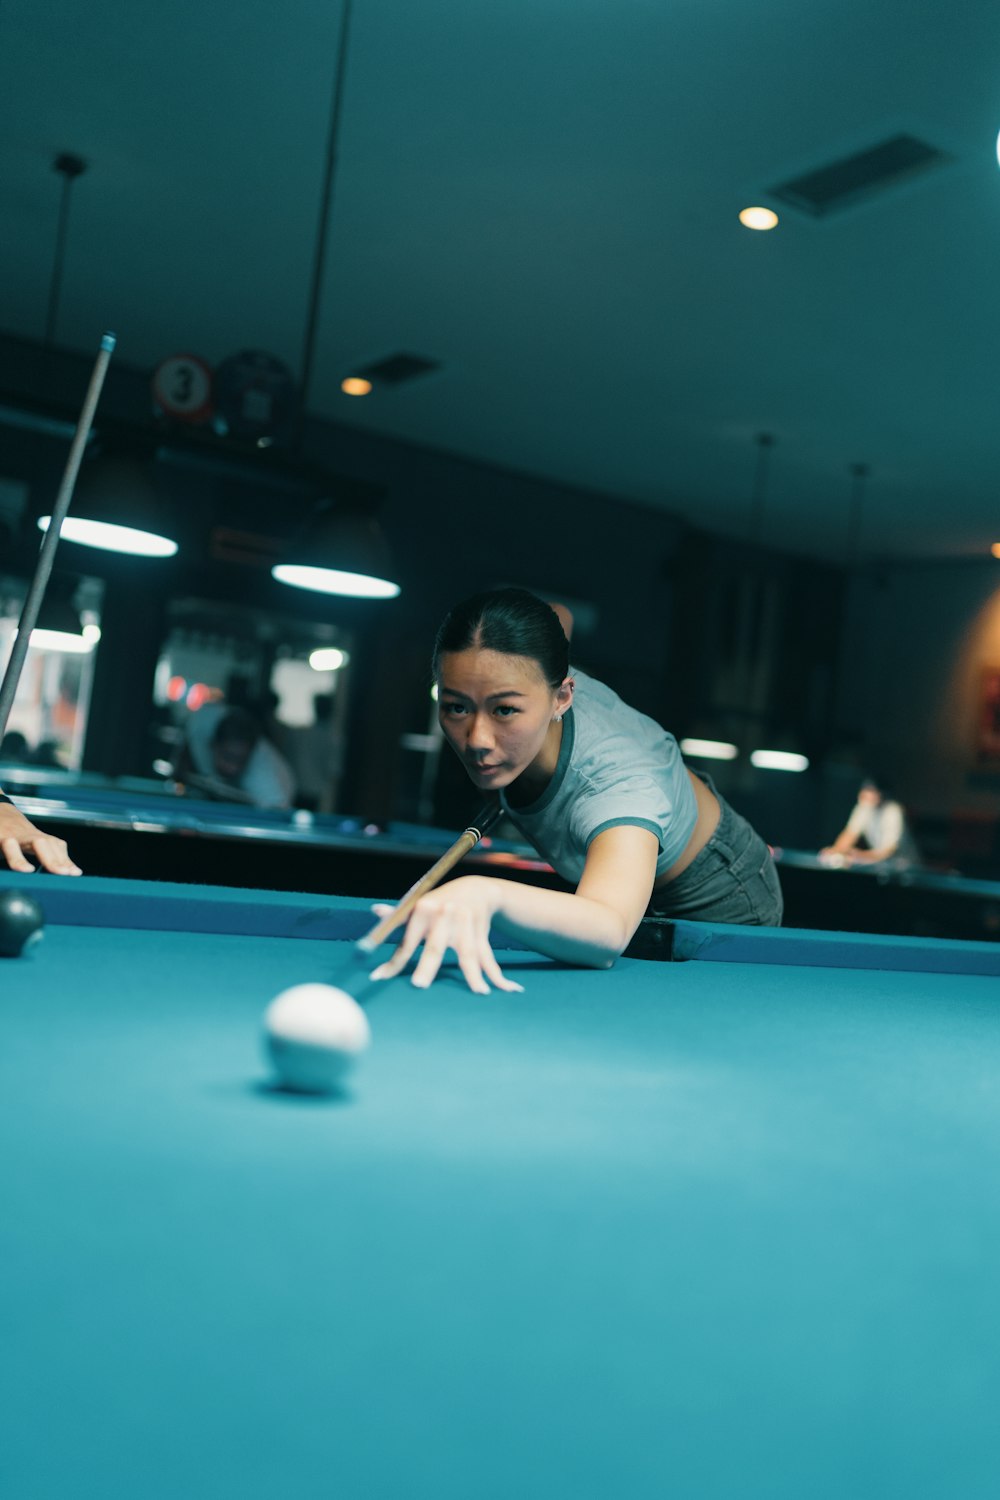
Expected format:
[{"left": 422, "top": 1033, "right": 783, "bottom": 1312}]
[{"left": 370, "top": 587, "right": 782, "bottom": 995}]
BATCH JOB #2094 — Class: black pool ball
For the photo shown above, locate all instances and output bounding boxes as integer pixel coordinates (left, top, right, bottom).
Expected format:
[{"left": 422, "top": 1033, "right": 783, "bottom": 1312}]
[{"left": 0, "top": 890, "right": 45, "bottom": 957}]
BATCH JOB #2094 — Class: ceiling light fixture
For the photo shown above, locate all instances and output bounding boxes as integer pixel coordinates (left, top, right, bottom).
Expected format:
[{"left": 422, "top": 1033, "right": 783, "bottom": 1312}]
[
  {"left": 279, "top": 0, "right": 398, "bottom": 602},
  {"left": 272, "top": 500, "right": 400, "bottom": 599},
  {"left": 23, "top": 595, "right": 92, "bottom": 654},
  {"left": 739, "top": 206, "right": 778, "bottom": 231},
  {"left": 38, "top": 448, "right": 178, "bottom": 557}
]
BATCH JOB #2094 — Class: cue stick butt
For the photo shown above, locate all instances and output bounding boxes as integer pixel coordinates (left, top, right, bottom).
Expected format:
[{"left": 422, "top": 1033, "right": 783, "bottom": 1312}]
[{"left": 355, "top": 801, "right": 503, "bottom": 956}]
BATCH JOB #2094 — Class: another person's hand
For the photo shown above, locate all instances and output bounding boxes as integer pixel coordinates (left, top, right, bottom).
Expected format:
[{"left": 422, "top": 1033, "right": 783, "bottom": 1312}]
[
  {"left": 819, "top": 847, "right": 854, "bottom": 868},
  {"left": 368, "top": 876, "right": 524, "bottom": 995},
  {"left": 0, "top": 801, "right": 81, "bottom": 875}
]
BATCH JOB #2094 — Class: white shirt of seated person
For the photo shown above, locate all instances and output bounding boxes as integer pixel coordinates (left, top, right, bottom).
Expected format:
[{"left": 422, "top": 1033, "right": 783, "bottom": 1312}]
[{"left": 185, "top": 704, "right": 295, "bottom": 809}]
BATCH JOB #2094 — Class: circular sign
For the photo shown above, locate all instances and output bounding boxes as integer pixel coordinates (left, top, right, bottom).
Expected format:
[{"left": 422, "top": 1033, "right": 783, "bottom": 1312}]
[
  {"left": 151, "top": 353, "right": 214, "bottom": 424},
  {"left": 212, "top": 350, "right": 299, "bottom": 445}
]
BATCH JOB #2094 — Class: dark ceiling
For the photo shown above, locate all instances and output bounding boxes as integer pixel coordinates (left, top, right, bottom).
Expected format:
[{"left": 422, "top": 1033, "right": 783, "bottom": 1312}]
[{"left": 3, "top": 0, "right": 1000, "bottom": 561}]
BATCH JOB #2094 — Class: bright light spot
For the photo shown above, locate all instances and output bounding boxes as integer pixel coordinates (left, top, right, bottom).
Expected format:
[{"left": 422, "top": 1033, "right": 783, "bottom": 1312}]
[
  {"left": 38, "top": 516, "right": 178, "bottom": 557},
  {"left": 991, "top": 542, "right": 1000, "bottom": 559},
  {"left": 680, "top": 738, "right": 738, "bottom": 761},
  {"left": 996, "top": 129, "right": 1000, "bottom": 168},
  {"left": 341, "top": 377, "right": 373, "bottom": 397},
  {"left": 750, "top": 749, "right": 810, "bottom": 772},
  {"left": 152, "top": 759, "right": 175, "bottom": 777},
  {"left": 308, "top": 647, "right": 349, "bottom": 672},
  {"left": 186, "top": 682, "right": 212, "bottom": 711},
  {"left": 739, "top": 206, "right": 779, "bottom": 231},
  {"left": 272, "top": 564, "right": 400, "bottom": 599},
  {"left": 430, "top": 683, "right": 439, "bottom": 702},
  {"left": 22, "top": 628, "right": 92, "bottom": 654},
  {"left": 82, "top": 623, "right": 102, "bottom": 645}
]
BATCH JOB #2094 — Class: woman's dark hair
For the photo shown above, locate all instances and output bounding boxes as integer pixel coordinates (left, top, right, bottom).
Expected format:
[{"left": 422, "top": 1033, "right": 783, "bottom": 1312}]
[{"left": 432, "top": 588, "right": 569, "bottom": 688}]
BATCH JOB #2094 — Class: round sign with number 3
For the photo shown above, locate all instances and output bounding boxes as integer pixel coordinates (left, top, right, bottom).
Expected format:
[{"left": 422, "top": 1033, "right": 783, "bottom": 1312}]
[{"left": 152, "top": 354, "right": 214, "bottom": 424}]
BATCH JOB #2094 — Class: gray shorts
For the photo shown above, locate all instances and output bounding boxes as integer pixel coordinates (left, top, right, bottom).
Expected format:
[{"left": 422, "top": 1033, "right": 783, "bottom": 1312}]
[{"left": 627, "top": 782, "right": 783, "bottom": 957}]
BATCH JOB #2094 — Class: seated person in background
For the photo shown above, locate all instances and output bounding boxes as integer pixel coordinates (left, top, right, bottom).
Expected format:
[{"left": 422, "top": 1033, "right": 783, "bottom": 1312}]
[
  {"left": 820, "top": 776, "right": 920, "bottom": 867},
  {"left": 0, "top": 730, "right": 31, "bottom": 762},
  {"left": 178, "top": 704, "right": 296, "bottom": 809},
  {"left": 32, "top": 739, "right": 64, "bottom": 769}
]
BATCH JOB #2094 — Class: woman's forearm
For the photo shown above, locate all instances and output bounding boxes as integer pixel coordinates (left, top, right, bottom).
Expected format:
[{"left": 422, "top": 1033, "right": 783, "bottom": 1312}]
[{"left": 479, "top": 876, "right": 629, "bottom": 968}]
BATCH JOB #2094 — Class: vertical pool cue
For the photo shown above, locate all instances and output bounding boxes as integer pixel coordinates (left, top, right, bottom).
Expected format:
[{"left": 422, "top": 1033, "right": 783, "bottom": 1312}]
[
  {"left": 355, "top": 801, "right": 503, "bottom": 955},
  {"left": 0, "top": 332, "right": 116, "bottom": 743}
]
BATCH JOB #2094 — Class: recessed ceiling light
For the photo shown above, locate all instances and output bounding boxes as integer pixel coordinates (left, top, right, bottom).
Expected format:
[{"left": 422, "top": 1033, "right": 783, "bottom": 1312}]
[
  {"left": 739, "top": 206, "right": 779, "bottom": 231},
  {"left": 341, "top": 377, "right": 373, "bottom": 396}
]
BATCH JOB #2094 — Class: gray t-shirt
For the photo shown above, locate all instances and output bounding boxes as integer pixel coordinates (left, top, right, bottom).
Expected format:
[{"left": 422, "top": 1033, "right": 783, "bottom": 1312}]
[{"left": 500, "top": 668, "right": 697, "bottom": 885}]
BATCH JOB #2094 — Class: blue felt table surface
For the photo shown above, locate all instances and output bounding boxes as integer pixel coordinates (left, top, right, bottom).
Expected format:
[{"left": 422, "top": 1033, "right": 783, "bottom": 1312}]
[{"left": 3, "top": 899, "right": 1000, "bottom": 1499}]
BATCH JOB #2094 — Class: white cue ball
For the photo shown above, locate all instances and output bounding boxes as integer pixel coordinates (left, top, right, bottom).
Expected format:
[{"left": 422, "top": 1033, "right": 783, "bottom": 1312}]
[{"left": 263, "top": 983, "right": 371, "bottom": 1093}]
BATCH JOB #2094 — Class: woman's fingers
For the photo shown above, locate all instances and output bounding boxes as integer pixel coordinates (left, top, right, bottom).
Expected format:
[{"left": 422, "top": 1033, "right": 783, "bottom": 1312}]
[
  {"left": 480, "top": 942, "right": 525, "bottom": 994},
  {"left": 30, "top": 836, "right": 81, "bottom": 875},
  {"left": 369, "top": 904, "right": 431, "bottom": 980},
  {"left": 368, "top": 889, "right": 521, "bottom": 996},
  {"left": 366, "top": 880, "right": 521, "bottom": 996},
  {"left": 0, "top": 821, "right": 81, "bottom": 875},
  {"left": 0, "top": 836, "right": 36, "bottom": 874},
  {"left": 409, "top": 899, "right": 468, "bottom": 989}
]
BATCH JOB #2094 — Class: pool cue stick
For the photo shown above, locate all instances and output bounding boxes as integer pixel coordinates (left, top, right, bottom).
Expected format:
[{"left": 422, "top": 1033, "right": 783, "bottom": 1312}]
[
  {"left": 178, "top": 771, "right": 259, "bottom": 805},
  {"left": 0, "top": 333, "right": 116, "bottom": 743},
  {"left": 355, "top": 800, "right": 503, "bottom": 955}
]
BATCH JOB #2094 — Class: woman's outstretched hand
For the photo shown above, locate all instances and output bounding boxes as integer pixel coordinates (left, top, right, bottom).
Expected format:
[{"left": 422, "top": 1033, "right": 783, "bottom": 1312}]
[
  {"left": 368, "top": 876, "right": 524, "bottom": 995},
  {"left": 0, "top": 801, "right": 82, "bottom": 875}
]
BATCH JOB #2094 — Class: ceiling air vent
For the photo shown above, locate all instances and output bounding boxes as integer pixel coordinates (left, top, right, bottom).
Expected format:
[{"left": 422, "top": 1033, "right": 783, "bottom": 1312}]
[
  {"left": 767, "top": 133, "right": 951, "bottom": 216},
  {"left": 355, "top": 352, "right": 441, "bottom": 386}
]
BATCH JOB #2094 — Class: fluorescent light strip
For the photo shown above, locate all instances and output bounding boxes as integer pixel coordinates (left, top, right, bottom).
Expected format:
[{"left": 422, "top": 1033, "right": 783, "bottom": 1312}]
[
  {"left": 680, "top": 738, "right": 738, "bottom": 761},
  {"left": 750, "top": 750, "right": 810, "bottom": 772}
]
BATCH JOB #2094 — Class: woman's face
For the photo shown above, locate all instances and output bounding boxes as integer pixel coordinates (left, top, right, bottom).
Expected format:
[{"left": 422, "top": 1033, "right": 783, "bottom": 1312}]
[{"left": 437, "top": 647, "right": 573, "bottom": 791}]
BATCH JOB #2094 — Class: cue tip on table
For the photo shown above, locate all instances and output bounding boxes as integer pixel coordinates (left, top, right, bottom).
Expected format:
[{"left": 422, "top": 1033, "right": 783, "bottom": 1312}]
[{"left": 101, "top": 332, "right": 117, "bottom": 351}]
